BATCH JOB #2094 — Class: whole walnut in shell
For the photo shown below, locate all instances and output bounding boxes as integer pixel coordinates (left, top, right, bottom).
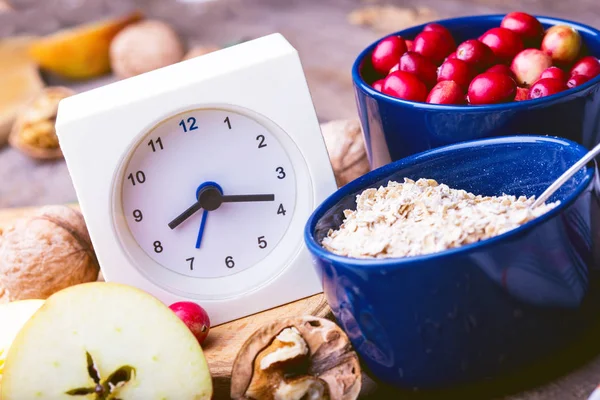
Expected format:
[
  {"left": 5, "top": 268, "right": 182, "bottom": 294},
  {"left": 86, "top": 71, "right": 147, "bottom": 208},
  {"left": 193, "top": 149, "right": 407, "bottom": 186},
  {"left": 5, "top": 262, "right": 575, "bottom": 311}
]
[
  {"left": 0, "top": 205, "right": 100, "bottom": 302},
  {"left": 321, "top": 119, "right": 371, "bottom": 188},
  {"left": 110, "top": 20, "right": 184, "bottom": 79}
]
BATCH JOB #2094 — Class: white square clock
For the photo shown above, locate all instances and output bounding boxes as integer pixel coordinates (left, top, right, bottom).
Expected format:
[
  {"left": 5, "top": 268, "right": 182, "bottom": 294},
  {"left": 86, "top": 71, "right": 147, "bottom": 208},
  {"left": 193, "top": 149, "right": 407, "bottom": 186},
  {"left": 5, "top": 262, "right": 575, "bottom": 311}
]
[{"left": 55, "top": 33, "right": 338, "bottom": 325}]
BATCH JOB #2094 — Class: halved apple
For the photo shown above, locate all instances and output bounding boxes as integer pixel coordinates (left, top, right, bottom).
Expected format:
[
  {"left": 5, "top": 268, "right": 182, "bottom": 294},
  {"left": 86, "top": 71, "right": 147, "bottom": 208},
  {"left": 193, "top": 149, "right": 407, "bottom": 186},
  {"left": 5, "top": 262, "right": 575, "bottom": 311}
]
[
  {"left": 1, "top": 282, "right": 213, "bottom": 399},
  {"left": 0, "top": 299, "right": 45, "bottom": 385}
]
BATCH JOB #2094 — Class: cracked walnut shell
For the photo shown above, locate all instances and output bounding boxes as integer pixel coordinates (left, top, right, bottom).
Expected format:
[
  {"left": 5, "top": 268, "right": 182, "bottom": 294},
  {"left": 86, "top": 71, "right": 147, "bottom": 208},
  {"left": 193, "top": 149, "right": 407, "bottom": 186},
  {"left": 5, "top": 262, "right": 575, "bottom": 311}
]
[
  {"left": 231, "top": 316, "right": 361, "bottom": 400},
  {"left": 0, "top": 205, "right": 100, "bottom": 302},
  {"left": 8, "top": 87, "right": 74, "bottom": 160}
]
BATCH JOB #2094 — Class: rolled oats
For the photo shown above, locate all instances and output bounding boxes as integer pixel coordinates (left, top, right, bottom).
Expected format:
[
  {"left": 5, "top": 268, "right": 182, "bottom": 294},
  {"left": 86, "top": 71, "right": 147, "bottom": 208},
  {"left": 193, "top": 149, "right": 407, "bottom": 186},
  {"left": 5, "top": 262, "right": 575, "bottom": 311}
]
[{"left": 322, "top": 178, "right": 560, "bottom": 259}]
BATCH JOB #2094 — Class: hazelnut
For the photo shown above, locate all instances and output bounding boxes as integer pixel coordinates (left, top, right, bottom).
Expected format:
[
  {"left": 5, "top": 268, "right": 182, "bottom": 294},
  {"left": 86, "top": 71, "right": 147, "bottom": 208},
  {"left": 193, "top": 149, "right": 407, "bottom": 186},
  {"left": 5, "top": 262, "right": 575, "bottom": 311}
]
[
  {"left": 0, "top": 205, "right": 100, "bottom": 301},
  {"left": 183, "top": 45, "right": 221, "bottom": 61},
  {"left": 110, "top": 20, "right": 184, "bottom": 79},
  {"left": 8, "top": 87, "right": 74, "bottom": 160},
  {"left": 231, "top": 316, "right": 361, "bottom": 400},
  {"left": 321, "top": 119, "right": 371, "bottom": 188}
]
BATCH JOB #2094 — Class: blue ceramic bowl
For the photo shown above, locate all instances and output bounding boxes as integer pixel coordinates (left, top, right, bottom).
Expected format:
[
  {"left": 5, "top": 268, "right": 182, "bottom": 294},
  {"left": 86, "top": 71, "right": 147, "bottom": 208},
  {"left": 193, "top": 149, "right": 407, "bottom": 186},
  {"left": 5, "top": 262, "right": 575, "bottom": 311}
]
[
  {"left": 305, "top": 135, "right": 600, "bottom": 389},
  {"left": 353, "top": 15, "right": 600, "bottom": 169}
]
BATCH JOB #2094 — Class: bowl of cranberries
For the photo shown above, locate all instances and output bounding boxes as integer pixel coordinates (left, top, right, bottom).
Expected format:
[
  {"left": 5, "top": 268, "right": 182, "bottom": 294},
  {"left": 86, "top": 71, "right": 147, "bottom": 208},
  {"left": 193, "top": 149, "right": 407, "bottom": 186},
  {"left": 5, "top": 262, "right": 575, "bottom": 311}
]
[{"left": 353, "top": 12, "right": 600, "bottom": 168}]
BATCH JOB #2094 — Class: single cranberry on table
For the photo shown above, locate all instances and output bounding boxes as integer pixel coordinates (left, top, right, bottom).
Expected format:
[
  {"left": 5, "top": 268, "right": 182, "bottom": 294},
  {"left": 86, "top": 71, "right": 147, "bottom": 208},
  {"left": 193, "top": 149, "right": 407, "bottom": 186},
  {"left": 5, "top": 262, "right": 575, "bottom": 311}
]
[
  {"left": 371, "top": 36, "right": 407, "bottom": 75},
  {"left": 426, "top": 81, "right": 465, "bottom": 104},
  {"left": 423, "top": 23, "right": 456, "bottom": 48},
  {"left": 382, "top": 70, "right": 429, "bottom": 102},
  {"left": 486, "top": 64, "right": 515, "bottom": 79},
  {"left": 500, "top": 12, "right": 544, "bottom": 48},
  {"left": 479, "top": 27, "right": 524, "bottom": 64},
  {"left": 169, "top": 301, "right": 211, "bottom": 345},
  {"left": 372, "top": 79, "right": 385, "bottom": 91},
  {"left": 567, "top": 74, "right": 591, "bottom": 88},
  {"left": 467, "top": 72, "right": 517, "bottom": 105},
  {"left": 399, "top": 51, "right": 438, "bottom": 88},
  {"left": 539, "top": 66, "right": 568, "bottom": 82},
  {"left": 528, "top": 78, "right": 568, "bottom": 99},
  {"left": 570, "top": 56, "right": 600, "bottom": 79},
  {"left": 515, "top": 87, "right": 529, "bottom": 101},
  {"left": 541, "top": 25, "right": 582, "bottom": 65},
  {"left": 511, "top": 49, "right": 553, "bottom": 87},
  {"left": 414, "top": 31, "right": 456, "bottom": 64},
  {"left": 438, "top": 58, "right": 475, "bottom": 89},
  {"left": 456, "top": 39, "right": 495, "bottom": 71}
]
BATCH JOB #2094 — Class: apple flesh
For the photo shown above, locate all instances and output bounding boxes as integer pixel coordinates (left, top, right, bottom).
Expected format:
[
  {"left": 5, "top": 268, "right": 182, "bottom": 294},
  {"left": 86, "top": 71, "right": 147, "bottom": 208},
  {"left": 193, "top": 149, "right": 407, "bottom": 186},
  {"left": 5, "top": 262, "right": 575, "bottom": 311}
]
[
  {"left": 169, "top": 301, "right": 211, "bottom": 345},
  {"left": 511, "top": 49, "right": 553, "bottom": 87},
  {"left": 0, "top": 300, "right": 44, "bottom": 384},
  {"left": 500, "top": 12, "right": 544, "bottom": 48},
  {"left": 541, "top": 25, "right": 582, "bottom": 65},
  {"left": 0, "top": 282, "right": 213, "bottom": 399}
]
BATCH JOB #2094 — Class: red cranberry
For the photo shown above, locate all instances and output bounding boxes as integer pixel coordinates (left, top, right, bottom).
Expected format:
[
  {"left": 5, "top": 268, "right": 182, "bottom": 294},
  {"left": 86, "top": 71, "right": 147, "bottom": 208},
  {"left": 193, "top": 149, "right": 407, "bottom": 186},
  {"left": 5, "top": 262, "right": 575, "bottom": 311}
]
[
  {"left": 500, "top": 12, "right": 544, "bottom": 47},
  {"left": 423, "top": 23, "right": 456, "bottom": 48},
  {"left": 528, "top": 78, "right": 568, "bottom": 99},
  {"left": 372, "top": 79, "right": 385, "bottom": 91},
  {"left": 539, "top": 66, "right": 567, "bottom": 82},
  {"left": 427, "top": 81, "right": 465, "bottom": 104},
  {"left": 541, "top": 25, "right": 582, "bottom": 66},
  {"left": 515, "top": 87, "right": 529, "bottom": 101},
  {"left": 399, "top": 51, "right": 438, "bottom": 88},
  {"left": 438, "top": 58, "right": 475, "bottom": 89},
  {"left": 389, "top": 63, "right": 399, "bottom": 74},
  {"left": 467, "top": 72, "right": 517, "bottom": 104},
  {"left": 446, "top": 52, "right": 458, "bottom": 60},
  {"left": 371, "top": 36, "right": 407, "bottom": 75},
  {"left": 382, "top": 71, "right": 428, "bottom": 102},
  {"left": 406, "top": 39, "right": 414, "bottom": 52},
  {"left": 486, "top": 64, "right": 515, "bottom": 79},
  {"left": 570, "top": 56, "right": 600, "bottom": 79},
  {"left": 413, "top": 31, "right": 456, "bottom": 64},
  {"left": 567, "top": 74, "right": 591, "bottom": 88},
  {"left": 479, "top": 27, "right": 524, "bottom": 64},
  {"left": 510, "top": 49, "right": 553, "bottom": 87},
  {"left": 456, "top": 39, "right": 495, "bottom": 70}
]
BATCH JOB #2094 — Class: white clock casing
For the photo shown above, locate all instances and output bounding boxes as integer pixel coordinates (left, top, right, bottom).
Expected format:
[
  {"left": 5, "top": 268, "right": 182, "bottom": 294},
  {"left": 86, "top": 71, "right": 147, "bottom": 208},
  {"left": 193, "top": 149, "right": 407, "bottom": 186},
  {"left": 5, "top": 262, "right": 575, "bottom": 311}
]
[{"left": 55, "top": 33, "right": 338, "bottom": 325}]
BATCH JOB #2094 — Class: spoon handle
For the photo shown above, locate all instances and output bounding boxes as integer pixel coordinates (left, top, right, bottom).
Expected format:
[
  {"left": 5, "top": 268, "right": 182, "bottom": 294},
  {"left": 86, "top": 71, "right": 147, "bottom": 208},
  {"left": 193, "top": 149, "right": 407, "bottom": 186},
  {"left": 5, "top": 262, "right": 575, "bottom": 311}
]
[{"left": 531, "top": 141, "right": 600, "bottom": 208}]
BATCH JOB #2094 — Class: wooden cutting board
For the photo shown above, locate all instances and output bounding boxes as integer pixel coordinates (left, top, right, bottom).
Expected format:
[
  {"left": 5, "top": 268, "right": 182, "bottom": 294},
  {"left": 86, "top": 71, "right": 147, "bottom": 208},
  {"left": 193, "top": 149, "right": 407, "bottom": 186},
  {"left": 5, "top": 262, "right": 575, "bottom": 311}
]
[{"left": 0, "top": 204, "right": 335, "bottom": 398}]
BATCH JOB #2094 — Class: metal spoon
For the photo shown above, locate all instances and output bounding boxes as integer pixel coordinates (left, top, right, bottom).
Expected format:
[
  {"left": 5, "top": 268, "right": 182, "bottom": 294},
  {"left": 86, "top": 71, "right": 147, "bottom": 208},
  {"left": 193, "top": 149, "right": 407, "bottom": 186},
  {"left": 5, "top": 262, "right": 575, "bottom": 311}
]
[{"left": 531, "top": 141, "right": 600, "bottom": 208}]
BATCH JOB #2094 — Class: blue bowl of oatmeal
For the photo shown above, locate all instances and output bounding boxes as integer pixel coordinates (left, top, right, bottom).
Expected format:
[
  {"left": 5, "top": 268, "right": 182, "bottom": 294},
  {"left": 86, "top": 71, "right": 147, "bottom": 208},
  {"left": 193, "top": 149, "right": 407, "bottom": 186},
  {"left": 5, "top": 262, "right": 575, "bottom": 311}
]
[{"left": 304, "top": 135, "right": 600, "bottom": 389}]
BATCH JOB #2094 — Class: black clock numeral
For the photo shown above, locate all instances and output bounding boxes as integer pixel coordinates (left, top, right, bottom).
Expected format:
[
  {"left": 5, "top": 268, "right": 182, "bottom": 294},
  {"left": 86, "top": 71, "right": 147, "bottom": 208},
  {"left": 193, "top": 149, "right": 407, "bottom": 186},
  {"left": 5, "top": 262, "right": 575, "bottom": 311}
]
[
  {"left": 179, "top": 117, "right": 198, "bottom": 132},
  {"left": 225, "top": 256, "right": 235, "bottom": 268},
  {"left": 276, "top": 167, "right": 286, "bottom": 179},
  {"left": 148, "top": 137, "right": 164, "bottom": 152},
  {"left": 186, "top": 257, "right": 195, "bottom": 270},
  {"left": 258, "top": 236, "right": 267, "bottom": 249},
  {"left": 153, "top": 241, "right": 163, "bottom": 253},
  {"left": 127, "top": 171, "right": 146, "bottom": 186},
  {"left": 133, "top": 209, "right": 143, "bottom": 222},
  {"left": 277, "top": 203, "right": 287, "bottom": 216},
  {"left": 256, "top": 135, "right": 267, "bottom": 148},
  {"left": 224, "top": 116, "right": 232, "bottom": 129}
]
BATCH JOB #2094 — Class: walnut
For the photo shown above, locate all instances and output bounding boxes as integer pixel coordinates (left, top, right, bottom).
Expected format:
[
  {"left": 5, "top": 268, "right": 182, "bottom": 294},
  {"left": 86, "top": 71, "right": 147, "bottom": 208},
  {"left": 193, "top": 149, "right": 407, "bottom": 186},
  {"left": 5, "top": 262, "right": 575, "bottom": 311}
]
[
  {"left": 231, "top": 316, "right": 361, "bottom": 400},
  {"left": 321, "top": 119, "right": 371, "bottom": 188},
  {"left": 8, "top": 87, "right": 74, "bottom": 160},
  {"left": 183, "top": 45, "right": 221, "bottom": 61},
  {"left": 0, "top": 205, "right": 100, "bottom": 301},
  {"left": 110, "top": 20, "right": 184, "bottom": 79}
]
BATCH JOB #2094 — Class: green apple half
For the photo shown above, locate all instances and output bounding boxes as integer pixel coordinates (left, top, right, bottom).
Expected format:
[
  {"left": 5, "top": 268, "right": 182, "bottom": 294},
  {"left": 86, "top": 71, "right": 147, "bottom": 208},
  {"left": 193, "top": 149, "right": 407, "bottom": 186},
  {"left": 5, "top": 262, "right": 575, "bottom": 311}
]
[
  {"left": 1, "top": 282, "right": 213, "bottom": 400},
  {"left": 0, "top": 299, "right": 45, "bottom": 384}
]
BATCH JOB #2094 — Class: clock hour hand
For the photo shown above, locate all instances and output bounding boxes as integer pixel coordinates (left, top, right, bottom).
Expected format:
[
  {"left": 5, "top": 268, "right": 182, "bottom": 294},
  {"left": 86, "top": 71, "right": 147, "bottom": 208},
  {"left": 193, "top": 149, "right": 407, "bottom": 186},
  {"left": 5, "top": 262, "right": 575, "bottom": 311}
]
[
  {"left": 220, "top": 194, "right": 275, "bottom": 203},
  {"left": 168, "top": 201, "right": 202, "bottom": 230}
]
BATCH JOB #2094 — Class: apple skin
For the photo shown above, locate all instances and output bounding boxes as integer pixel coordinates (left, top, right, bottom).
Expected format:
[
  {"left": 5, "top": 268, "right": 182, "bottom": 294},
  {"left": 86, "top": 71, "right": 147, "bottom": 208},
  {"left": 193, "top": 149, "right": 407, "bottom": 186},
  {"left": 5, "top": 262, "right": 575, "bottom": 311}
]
[
  {"left": 169, "top": 301, "right": 211, "bottom": 345},
  {"left": 541, "top": 25, "right": 582, "bottom": 65}
]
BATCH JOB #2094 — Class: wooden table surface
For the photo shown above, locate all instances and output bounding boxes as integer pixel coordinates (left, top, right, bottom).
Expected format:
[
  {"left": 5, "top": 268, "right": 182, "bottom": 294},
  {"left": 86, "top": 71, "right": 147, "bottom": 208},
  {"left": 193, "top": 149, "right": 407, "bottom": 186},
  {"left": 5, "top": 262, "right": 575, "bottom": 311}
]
[{"left": 2, "top": 0, "right": 600, "bottom": 398}]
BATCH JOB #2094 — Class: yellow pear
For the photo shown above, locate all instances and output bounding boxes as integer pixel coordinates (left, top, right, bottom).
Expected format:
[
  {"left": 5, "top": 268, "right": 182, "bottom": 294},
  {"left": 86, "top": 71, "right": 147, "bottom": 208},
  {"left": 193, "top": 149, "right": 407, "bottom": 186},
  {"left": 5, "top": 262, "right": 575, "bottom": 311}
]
[{"left": 29, "top": 11, "right": 142, "bottom": 80}]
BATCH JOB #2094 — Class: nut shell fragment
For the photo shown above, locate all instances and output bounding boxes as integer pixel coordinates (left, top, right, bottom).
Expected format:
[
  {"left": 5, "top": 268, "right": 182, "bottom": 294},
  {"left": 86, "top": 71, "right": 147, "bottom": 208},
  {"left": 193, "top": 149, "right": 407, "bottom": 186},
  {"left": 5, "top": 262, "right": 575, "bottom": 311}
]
[
  {"left": 8, "top": 87, "right": 74, "bottom": 160},
  {"left": 0, "top": 205, "right": 100, "bottom": 301},
  {"left": 231, "top": 316, "right": 361, "bottom": 400}
]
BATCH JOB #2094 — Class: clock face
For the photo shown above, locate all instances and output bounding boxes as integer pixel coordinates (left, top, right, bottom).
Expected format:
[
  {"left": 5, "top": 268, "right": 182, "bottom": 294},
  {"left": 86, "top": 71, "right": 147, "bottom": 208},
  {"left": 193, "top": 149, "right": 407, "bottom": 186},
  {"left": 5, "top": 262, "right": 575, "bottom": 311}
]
[{"left": 119, "top": 108, "right": 297, "bottom": 279}]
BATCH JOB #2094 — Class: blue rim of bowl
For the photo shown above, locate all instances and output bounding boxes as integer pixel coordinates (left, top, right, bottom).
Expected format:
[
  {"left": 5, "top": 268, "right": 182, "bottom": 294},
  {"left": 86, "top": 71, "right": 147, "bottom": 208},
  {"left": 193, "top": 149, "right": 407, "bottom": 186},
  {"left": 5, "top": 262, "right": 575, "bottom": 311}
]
[
  {"left": 351, "top": 14, "right": 600, "bottom": 111},
  {"left": 304, "top": 135, "right": 595, "bottom": 269}
]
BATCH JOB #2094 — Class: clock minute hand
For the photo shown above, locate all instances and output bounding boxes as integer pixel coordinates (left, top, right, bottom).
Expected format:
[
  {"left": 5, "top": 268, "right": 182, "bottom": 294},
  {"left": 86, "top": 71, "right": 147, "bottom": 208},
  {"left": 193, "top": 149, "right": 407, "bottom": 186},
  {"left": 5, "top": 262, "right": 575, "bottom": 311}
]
[
  {"left": 220, "top": 194, "right": 275, "bottom": 203},
  {"left": 168, "top": 201, "right": 203, "bottom": 230}
]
